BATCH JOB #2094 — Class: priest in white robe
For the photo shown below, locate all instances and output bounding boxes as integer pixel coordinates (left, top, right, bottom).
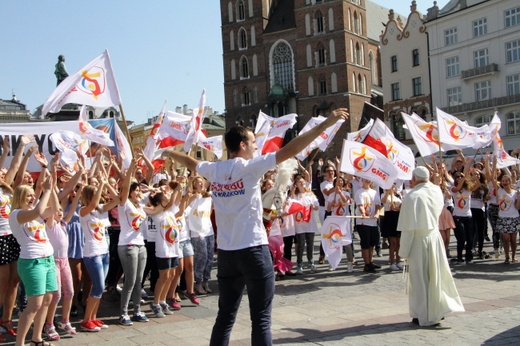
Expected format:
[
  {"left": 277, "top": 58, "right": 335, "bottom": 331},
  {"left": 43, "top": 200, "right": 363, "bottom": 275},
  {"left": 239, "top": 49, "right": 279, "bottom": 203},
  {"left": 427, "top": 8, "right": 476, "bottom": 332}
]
[{"left": 397, "top": 167, "right": 464, "bottom": 327}]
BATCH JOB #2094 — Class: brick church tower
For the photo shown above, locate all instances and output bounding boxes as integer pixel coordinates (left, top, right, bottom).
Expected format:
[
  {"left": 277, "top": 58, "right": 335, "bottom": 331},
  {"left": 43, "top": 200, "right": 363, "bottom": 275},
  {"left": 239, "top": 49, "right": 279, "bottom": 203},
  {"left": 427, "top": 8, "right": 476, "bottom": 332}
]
[{"left": 220, "top": 0, "right": 385, "bottom": 159}]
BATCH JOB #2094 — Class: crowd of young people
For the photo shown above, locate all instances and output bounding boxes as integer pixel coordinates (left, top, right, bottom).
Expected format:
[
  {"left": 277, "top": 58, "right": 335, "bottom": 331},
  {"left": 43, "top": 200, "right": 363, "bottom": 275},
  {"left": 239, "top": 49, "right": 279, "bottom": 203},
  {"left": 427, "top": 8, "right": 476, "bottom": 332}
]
[{"left": 0, "top": 126, "right": 518, "bottom": 345}]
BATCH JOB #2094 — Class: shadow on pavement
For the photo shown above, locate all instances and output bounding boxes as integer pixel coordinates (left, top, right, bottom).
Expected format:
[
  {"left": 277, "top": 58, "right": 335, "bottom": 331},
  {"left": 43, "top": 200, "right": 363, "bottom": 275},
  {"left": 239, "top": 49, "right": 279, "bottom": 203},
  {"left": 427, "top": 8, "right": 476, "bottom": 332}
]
[{"left": 483, "top": 325, "right": 520, "bottom": 345}]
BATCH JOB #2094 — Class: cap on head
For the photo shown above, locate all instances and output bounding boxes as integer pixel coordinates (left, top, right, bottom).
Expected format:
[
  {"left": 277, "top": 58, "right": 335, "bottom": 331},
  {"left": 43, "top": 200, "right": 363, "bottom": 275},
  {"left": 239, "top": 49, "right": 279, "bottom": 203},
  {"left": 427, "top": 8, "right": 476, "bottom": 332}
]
[{"left": 413, "top": 166, "right": 429, "bottom": 180}]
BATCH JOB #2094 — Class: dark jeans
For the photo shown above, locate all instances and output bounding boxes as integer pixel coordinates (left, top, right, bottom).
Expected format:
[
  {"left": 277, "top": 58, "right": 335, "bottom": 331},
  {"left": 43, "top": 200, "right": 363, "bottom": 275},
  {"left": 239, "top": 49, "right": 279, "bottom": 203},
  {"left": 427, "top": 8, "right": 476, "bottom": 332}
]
[
  {"left": 143, "top": 240, "right": 159, "bottom": 292},
  {"left": 282, "top": 235, "right": 294, "bottom": 262},
  {"left": 471, "top": 208, "right": 486, "bottom": 254},
  {"left": 453, "top": 216, "right": 474, "bottom": 262},
  {"left": 295, "top": 233, "right": 315, "bottom": 265},
  {"left": 106, "top": 227, "right": 123, "bottom": 287},
  {"left": 210, "top": 245, "right": 274, "bottom": 346}
]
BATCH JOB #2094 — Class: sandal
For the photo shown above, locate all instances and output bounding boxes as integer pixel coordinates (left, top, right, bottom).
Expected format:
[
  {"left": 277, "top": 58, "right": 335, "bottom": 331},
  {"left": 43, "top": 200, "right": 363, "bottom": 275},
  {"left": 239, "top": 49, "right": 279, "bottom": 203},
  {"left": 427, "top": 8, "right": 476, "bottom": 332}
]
[
  {"left": 0, "top": 320, "right": 16, "bottom": 336},
  {"left": 30, "top": 341, "right": 55, "bottom": 346},
  {"left": 504, "top": 258, "right": 510, "bottom": 264}
]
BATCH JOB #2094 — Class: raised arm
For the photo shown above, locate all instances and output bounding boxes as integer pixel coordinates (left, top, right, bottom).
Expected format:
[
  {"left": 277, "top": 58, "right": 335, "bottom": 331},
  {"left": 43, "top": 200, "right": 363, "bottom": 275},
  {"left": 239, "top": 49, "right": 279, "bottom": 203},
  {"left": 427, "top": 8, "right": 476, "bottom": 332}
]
[
  {"left": 12, "top": 145, "right": 38, "bottom": 189},
  {"left": 15, "top": 173, "right": 53, "bottom": 224},
  {"left": 119, "top": 158, "right": 138, "bottom": 206},
  {"left": 162, "top": 151, "right": 199, "bottom": 174},
  {"left": 5, "top": 135, "right": 34, "bottom": 186},
  {"left": 275, "top": 108, "right": 348, "bottom": 164}
]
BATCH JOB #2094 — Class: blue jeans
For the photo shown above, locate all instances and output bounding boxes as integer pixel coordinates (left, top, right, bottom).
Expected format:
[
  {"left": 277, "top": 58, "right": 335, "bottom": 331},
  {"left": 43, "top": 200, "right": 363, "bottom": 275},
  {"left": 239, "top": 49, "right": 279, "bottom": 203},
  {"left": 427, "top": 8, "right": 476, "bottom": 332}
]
[
  {"left": 210, "top": 245, "right": 274, "bottom": 346},
  {"left": 83, "top": 253, "right": 109, "bottom": 298}
]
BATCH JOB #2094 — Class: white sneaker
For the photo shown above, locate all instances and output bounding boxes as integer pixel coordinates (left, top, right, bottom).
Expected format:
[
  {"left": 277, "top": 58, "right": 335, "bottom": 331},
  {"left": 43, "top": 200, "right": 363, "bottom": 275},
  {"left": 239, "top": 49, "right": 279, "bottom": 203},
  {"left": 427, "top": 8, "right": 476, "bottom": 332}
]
[
  {"left": 396, "top": 263, "right": 404, "bottom": 270},
  {"left": 347, "top": 262, "right": 353, "bottom": 273},
  {"left": 296, "top": 265, "right": 304, "bottom": 274},
  {"left": 389, "top": 264, "right": 399, "bottom": 271},
  {"left": 310, "top": 264, "right": 316, "bottom": 273},
  {"left": 141, "top": 288, "right": 149, "bottom": 299}
]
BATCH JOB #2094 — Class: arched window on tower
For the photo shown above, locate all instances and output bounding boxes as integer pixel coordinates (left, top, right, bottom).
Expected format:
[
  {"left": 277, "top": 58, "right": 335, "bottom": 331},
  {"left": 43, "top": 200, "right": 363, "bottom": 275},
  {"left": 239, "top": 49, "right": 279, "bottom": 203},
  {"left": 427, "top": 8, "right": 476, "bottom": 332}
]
[
  {"left": 317, "top": 43, "right": 326, "bottom": 66},
  {"left": 354, "top": 12, "right": 359, "bottom": 34},
  {"left": 238, "top": 28, "right": 247, "bottom": 50},
  {"left": 240, "top": 56, "right": 249, "bottom": 79},
  {"left": 315, "top": 10, "right": 324, "bottom": 34},
  {"left": 237, "top": 0, "right": 245, "bottom": 21},
  {"left": 270, "top": 41, "right": 295, "bottom": 91}
]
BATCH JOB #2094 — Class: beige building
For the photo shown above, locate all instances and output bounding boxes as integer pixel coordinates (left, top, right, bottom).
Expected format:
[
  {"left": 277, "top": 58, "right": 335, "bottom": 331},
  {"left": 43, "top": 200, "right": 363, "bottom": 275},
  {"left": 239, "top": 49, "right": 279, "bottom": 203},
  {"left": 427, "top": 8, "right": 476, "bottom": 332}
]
[
  {"left": 380, "top": 1, "right": 431, "bottom": 145},
  {"left": 426, "top": 0, "right": 520, "bottom": 151},
  {"left": 0, "top": 95, "right": 32, "bottom": 123}
]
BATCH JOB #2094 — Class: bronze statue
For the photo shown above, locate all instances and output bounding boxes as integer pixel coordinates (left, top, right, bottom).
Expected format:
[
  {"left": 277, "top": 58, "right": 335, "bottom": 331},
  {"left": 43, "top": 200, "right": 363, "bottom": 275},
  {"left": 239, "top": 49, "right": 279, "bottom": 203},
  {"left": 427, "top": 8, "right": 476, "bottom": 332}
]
[{"left": 54, "top": 54, "right": 69, "bottom": 86}]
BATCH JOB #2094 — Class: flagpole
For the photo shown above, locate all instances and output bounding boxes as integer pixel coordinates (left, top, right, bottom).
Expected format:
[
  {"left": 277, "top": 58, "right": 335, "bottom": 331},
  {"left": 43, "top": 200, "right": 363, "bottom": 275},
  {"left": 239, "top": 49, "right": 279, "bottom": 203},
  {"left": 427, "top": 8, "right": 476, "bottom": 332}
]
[
  {"left": 308, "top": 148, "right": 320, "bottom": 165},
  {"left": 474, "top": 148, "right": 481, "bottom": 160},
  {"left": 435, "top": 109, "right": 444, "bottom": 172},
  {"left": 118, "top": 104, "right": 135, "bottom": 157}
]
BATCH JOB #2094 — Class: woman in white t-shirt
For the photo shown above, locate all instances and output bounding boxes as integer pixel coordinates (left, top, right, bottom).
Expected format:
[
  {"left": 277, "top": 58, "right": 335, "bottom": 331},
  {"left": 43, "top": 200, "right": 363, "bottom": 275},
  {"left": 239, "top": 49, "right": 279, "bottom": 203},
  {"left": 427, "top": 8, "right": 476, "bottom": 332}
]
[
  {"left": 117, "top": 159, "right": 148, "bottom": 325},
  {"left": 290, "top": 177, "right": 319, "bottom": 274},
  {"left": 79, "top": 179, "right": 119, "bottom": 332},
  {"left": 187, "top": 175, "right": 214, "bottom": 295},
  {"left": 9, "top": 173, "right": 57, "bottom": 346},
  {"left": 491, "top": 173, "right": 520, "bottom": 263},
  {"left": 381, "top": 184, "right": 403, "bottom": 271},
  {"left": 451, "top": 166, "right": 481, "bottom": 264},
  {"left": 144, "top": 187, "right": 182, "bottom": 317}
]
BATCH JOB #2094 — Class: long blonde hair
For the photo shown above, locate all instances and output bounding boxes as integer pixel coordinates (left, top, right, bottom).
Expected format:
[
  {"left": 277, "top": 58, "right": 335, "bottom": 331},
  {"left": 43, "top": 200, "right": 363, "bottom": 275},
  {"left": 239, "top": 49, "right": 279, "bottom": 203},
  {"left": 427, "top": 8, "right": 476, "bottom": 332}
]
[{"left": 12, "top": 184, "right": 34, "bottom": 210}]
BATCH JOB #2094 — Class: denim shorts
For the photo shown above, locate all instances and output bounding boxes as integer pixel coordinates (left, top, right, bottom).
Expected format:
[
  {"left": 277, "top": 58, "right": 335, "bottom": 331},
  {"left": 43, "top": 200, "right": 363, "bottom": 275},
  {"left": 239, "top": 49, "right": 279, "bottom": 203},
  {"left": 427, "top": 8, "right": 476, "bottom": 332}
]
[
  {"left": 18, "top": 256, "right": 58, "bottom": 296},
  {"left": 156, "top": 257, "right": 179, "bottom": 270},
  {"left": 178, "top": 239, "right": 194, "bottom": 259}
]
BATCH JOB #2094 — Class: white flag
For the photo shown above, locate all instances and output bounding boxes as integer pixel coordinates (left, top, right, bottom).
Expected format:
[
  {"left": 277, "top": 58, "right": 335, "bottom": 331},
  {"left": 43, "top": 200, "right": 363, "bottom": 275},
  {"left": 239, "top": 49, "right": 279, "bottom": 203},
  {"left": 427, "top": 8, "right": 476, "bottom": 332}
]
[
  {"left": 183, "top": 90, "right": 207, "bottom": 152},
  {"left": 401, "top": 112, "right": 441, "bottom": 157},
  {"left": 42, "top": 50, "right": 122, "bottom": 116},
  {"left": 78, "top": 105, "right": 114, "bottom": 146},
  {"left": 144, "top": 100, "right": 167, "bottom": 161},
  {"left": 49, "top": 130, "right": 88, "bottom": 172},
  {"left": 321, "top": 216, "right": 352, "bottom": 270},
  {"left": 340, "top": 140, "right": 399, "bottom": 189},
  {"left": 157, "top": 111, "right": 192, "bottom": 148},
  {"left": 113, "top": 121, "right": 132, "bottom": 170},
  {"left": 197, "top": 133, "right": 223, "bottom": 159},
  {"left": 436, "top": 108, "right": 478, "bottom": 150},
  {"left": 362, "top": 118, "right": 414, "bottom": 181},
  {"left": 490, "top": 113, "right": 520, "bottom": 168},
  {"left": 295, "top": 115, "right": 345, "bottom": 161},
  {"left": 347, "top": 118, "right": 373, "bottom": 142},
  {"left": 254, "top": 111, "right": 297, "bottom": 156}
]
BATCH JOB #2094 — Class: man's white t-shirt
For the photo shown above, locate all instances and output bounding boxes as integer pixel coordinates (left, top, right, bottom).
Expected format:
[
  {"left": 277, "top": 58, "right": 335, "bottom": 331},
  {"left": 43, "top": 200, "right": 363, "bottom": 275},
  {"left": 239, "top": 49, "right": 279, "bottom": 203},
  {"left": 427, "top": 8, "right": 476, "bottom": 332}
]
[{"left": 197, "top": 153, "right": 276, "bottom": 251}]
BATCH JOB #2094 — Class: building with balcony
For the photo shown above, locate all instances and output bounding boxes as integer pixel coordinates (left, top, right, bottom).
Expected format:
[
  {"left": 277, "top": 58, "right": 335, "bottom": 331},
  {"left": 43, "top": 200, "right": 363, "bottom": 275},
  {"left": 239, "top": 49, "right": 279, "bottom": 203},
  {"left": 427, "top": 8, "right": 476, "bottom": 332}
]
[
  {"left": 426, "top": 0, "right": 520, "bottom": 150},
  {"left": 220, "top": 0, "right": 390, "bottom": 160},
  {"left": 380, "top": 1, "right": 431, "bottom": 144}
]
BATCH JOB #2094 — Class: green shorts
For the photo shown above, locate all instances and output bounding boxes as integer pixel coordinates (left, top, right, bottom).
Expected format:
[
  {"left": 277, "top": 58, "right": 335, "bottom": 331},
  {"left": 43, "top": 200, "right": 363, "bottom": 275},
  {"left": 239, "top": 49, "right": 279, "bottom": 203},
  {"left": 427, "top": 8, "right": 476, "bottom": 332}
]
[{"left": 18, "top": 256, "right": 58, "bottom": 296}]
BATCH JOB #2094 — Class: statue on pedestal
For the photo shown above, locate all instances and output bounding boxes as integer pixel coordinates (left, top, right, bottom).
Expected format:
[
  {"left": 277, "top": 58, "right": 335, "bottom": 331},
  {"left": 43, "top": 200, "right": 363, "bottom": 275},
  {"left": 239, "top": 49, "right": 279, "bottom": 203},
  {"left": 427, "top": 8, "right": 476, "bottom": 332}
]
[{"left": 54, "top": 54, "right": 69, "bottom": 86}]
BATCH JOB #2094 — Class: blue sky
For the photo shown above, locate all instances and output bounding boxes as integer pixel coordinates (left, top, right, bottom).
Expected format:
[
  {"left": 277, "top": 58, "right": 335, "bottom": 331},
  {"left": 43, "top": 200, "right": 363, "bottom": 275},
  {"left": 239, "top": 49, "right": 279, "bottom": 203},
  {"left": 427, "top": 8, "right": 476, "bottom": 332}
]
[{"left": 0, "top": 1, "right": 446, "bottom": 126}]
